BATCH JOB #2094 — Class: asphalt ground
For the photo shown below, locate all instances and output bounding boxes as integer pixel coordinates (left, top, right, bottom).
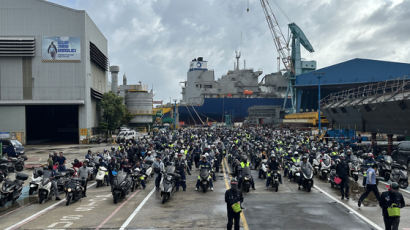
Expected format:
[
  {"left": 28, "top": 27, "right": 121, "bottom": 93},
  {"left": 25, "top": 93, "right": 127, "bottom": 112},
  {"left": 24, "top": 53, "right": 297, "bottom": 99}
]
[{"left": 0, "top": 144, "right": 409, "bottom": 230}]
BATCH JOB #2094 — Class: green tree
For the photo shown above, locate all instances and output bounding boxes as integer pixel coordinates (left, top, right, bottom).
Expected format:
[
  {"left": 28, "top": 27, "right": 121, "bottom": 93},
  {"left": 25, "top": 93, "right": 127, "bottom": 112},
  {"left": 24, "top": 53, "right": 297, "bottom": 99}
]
[{"left": 99, "top": 92, "right": 129, "bottom": 135}]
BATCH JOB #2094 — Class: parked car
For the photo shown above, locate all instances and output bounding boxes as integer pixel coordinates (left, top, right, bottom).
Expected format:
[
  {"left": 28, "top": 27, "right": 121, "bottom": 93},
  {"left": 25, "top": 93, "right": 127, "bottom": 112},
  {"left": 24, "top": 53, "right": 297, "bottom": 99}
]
[
  {"left": 124, "top": 131, "right": 138, "bottom": 142},
  {"left": 1, "top": 139, "right": 25, "bottom": 157}
]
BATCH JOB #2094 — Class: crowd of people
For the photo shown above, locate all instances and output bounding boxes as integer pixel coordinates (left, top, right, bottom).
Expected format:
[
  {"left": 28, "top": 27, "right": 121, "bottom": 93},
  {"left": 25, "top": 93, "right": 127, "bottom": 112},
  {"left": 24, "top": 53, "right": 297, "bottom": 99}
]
[{"left": 42, "top": 127, "right": 406, "bottom": 230}]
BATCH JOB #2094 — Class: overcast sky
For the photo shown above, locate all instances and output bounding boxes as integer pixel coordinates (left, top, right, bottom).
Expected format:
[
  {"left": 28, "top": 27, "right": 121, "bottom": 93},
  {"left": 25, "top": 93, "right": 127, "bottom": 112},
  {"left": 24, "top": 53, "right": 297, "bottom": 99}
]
[{"left": 49, "top": 0, "right": 408, "bottom": 102}]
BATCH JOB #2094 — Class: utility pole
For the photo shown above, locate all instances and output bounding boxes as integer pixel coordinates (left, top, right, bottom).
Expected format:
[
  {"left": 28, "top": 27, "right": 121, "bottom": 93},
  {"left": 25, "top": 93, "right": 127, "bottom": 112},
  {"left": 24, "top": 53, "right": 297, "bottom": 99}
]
[{"left": 315, "top": 72, "right": 325, "bottom": 134}]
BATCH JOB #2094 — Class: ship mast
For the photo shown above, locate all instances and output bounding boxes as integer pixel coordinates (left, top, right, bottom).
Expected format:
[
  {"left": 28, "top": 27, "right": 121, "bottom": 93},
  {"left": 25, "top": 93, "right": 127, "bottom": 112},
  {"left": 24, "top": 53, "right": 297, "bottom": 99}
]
[{"left": 235, "top": 50, "right": 241, "bottom": 70}]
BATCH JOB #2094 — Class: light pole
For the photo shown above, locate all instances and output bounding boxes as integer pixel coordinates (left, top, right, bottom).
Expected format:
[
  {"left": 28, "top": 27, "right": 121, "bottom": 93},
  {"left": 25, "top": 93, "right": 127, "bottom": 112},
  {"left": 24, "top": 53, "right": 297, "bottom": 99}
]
[{"left": 315, "top": 72, "right": 325, "bottom": 134}]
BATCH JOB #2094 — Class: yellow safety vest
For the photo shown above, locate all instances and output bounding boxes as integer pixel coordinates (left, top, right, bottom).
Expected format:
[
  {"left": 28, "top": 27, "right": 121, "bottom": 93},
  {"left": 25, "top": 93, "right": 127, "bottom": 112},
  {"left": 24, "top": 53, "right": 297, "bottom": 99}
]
[{"left": 240, "top": 162, "right": 250, "bottom": 168}]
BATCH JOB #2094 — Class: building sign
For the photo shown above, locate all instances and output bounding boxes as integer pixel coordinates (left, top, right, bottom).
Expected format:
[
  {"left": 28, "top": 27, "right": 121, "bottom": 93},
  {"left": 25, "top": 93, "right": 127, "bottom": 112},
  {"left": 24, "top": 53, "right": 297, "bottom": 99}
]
[{"left": 42, "top": 36, "right": 81, "bottom": 61}]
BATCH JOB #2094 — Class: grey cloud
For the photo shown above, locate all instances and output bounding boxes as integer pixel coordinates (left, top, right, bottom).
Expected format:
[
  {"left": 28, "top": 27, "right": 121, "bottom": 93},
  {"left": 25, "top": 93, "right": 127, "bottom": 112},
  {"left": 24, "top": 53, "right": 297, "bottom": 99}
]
[{"left": 47, "top": 0, "right": 410, "bottom": 101}]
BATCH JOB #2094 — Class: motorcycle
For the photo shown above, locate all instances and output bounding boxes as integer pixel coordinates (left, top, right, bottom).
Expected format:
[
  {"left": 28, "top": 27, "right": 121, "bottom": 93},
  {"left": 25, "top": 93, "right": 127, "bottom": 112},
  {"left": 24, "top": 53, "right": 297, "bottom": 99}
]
[
  {"left": 348, "top": 155, "right": 360, "bottom": 182},
  {"left": 320, "top": 158, "right": 331, "bottom": 180},
  {"left": 290, "top": 163, "right": 301, "bottom": 183},
  {"left": 65, "top": 178, "right": 84, "bottom": 206},
  {"left": 267, "top": 170, "right": 280, "bottom": 192},
  {"left": 198, "top": 167, "right": 212, "bottom": 193},
  {"left": 87, "top": 161, "right": 97, "bottom": 181},
  {"left": 312, "top": 158, "right": 320, "bottom": 176},
  {"left": 378, "top": 155, "right": 392, "bottom": 181},
  {"left": 160, "top": 165, "right": 179, "bottom": 203},
  {"left": 0, "top": 172, "right": 28, "bottom": 206},
  {"left": 130, "top": 168, "right": 146, "bottom": 191},
  {"left": 38, "top": 170, "right": 56, "bottom": 204},
  {"left": 29, "top": 168, "right": 43, "bottom": 195},
  {"left": 96, "top": 166, "right": 108, "bottom": 187},
  {"left": 111, "top": 170, "right": 132, "bottom": 204},
  {"left": 283, "top": 160, "right": 291, "bottom": 178},
  {"left": 390, "top": 163, "right": 408, "bottom": 189},
  {"left": 299, "top": 168, "right": 314, "bottom": 192},
  {"left": 329, "top": 168, "right": 339, "bottom": 188},
  {"left": 259, "top": 159, "right": 268, "bottom": 179},
  {"left": 241, "top": 167, "right": 253, "bottom": 193}
]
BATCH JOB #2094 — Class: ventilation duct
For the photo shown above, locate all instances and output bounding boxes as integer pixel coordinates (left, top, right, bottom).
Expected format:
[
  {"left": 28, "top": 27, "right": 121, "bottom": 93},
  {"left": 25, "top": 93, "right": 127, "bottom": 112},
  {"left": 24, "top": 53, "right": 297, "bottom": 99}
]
[{"left": 0, "top": 37, "right": 35, "bottom": 56}]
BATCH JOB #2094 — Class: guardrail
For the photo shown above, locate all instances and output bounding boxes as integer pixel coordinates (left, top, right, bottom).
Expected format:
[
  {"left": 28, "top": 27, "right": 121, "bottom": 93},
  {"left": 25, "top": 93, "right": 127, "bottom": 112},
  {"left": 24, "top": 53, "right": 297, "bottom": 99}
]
[{"left": 320, "top": 77, "right": 410, "bottom": 106}]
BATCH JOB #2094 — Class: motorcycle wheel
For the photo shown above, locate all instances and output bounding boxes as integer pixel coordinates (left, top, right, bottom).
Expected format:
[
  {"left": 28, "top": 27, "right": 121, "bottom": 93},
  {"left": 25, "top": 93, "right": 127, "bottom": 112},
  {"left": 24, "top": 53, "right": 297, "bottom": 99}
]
[
  {"left": 0, "top": 199, "right": 5, "bottom": 207},
  {"left": 353, "top": 175, "right": 358, "bottom": 182},
  {"left": 307, "top": 183, "right": 311, "bottom": 192},
  {"left": 275, "top": 184, "right": 278, "bottom": 192},
  {"left": 66, "top": 194, "right": 72, "bottom": 206},
  {"left": 331, "top": 182, "right": 334, "bottom": 188},
  {"left": 161, "top": 193, "right": 168, "bottom": 204},
  {"left": 39, "top": 195, "right": 44, "bottom": 204},
  {"left": 29, "top": 187, "right": 35, "bottom": 195},
  {"left": 113, "top": 193, "right": 118, "bottom": 204},
  {"left": 96, "top": 180, "right": 101, "bottom": 188},
  {"left": 399, "top": 180, "right": 408, "bottom": 189}
]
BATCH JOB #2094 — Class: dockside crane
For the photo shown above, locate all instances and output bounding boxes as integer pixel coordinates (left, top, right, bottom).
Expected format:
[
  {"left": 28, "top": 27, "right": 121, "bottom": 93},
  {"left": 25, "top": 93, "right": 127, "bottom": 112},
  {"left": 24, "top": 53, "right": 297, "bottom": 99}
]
[{"left": 259, "top": 0, "right": 315, "bottom": 113}]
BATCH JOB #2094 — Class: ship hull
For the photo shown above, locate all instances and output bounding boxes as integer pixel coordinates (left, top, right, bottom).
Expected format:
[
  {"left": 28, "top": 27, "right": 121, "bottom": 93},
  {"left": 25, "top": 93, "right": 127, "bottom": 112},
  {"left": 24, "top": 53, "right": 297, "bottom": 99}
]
[{"left": 178, "top": 98, "right": 289, "bottom": 124}]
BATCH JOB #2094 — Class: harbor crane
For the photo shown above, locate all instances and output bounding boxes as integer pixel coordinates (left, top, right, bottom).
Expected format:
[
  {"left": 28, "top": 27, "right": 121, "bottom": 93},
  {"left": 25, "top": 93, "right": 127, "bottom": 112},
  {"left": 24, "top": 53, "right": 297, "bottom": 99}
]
[{"left": 259, "top": 0, "right": 315, "bottom": 113}]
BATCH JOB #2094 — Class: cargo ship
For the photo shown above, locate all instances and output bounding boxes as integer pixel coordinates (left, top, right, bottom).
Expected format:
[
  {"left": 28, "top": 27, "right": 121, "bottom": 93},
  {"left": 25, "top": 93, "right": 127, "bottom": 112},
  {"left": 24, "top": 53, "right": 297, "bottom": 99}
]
[{"left": 176, "top": 55, "right": 291, "bottom": 124}]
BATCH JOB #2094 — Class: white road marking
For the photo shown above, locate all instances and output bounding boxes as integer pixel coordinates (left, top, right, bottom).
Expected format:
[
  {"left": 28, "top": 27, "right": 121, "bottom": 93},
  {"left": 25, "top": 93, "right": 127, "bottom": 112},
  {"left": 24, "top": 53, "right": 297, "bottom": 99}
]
[
  {"left": 119, "top": 187, "right": 156, "bottom": 230},
  {"left": 5, "top": 182, "right": 97, "bottom": 230},
  {"left": 313, "top": 185, "right": 383, "bottom": 230}
]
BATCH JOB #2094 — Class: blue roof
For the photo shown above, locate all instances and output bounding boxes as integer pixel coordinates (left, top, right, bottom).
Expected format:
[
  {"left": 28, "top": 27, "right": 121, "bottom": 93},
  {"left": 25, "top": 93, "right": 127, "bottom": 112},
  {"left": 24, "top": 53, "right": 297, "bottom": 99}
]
[{"left": 295, "top": 58, "right": 410, "bottom": 87}]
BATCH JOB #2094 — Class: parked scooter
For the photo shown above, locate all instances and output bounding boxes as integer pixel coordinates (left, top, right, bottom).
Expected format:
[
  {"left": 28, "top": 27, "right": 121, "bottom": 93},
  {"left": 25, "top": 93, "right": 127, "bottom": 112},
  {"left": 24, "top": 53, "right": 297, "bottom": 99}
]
[
  {"left": 29, "top": 168, "right": 44, "bottom": 195},
  {"left": 329, "top": 168, "right": 339, "bottom": 188},
  {"left": 390, "top": 162, "right": 408, "bottom": 189},
  {"left": 299, "top": 168, "right": 314, "bottom": 192},
  {"left": 65, "top": 178, "right": 84, "bottom": 206},
  {"left": 111, "top": 170, "right": 132, "bottom": 204},
  {"left": 348, "top": 155, "right": 360, "bottom": 182},
  {"left": 96, "top": 166, "right": 108, "bottom": 187},
  {"left": 378, "top": 155, "right": 393, "bottom": 181},
  {"left": 0, "top": 172, "right": 28, "bottom": 206},
  {"left": 320, "top": 158, "right": 331, "bottom": 180},
  {"left": 38, "top": 170, "right": 56, "bottom": 204},
  {"left": 160, "top": 165, "right": 179, "bottom": 202}
]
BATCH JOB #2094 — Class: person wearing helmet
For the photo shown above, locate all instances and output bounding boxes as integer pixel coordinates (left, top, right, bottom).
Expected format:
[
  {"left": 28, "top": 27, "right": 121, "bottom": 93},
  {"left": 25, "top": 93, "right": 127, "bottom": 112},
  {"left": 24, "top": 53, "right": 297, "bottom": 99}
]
[
  {"left": 298, "top": 155, "right": 313, "bottom": 189},
  {"left": 362, "top": 152, "right": 376, "bottom": 186},
  {"left": 196, "top": 155, "right": 213, "bottom": 191},
  {"left": 85, "top": 150, "right": 92, "bottom": 160},
  {"left": 380, "top": 182, "right": 405, "bottom": 230},
  {"left": 225, "top": 178, "right": 243, "bottom": 230},
  {"left": 266, "top": 155, "right": 282, "bottom": 188},
  {"left": 336, "top": 154, "right": 350, "bottom": 200},
  {"left": 175, "top": 151, "right": 190, "bottom": 192},
  {"left": 144, "top": 151, "right": 154, "bottom": 163},
  {"left": 291, "top": 152, "right": 300, "bottom": 164},
  {"left": 78, "top": 160, "right": 90, "bottom": 197},
  {"left": 358, "top": 164, "right": 380, "bottom": 207},
  {"left": 72, "top": 159, "right": 83, "bottom": 168},
  {"left": 153, "top": 155, "right": 165, "bottom": 190}
]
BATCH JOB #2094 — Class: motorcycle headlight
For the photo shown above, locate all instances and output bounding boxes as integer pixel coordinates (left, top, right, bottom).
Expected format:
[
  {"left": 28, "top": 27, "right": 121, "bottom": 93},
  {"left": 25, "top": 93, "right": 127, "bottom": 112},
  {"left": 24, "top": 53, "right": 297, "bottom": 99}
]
[
  {"left": 67, "top": 188, "right": 72, "bottom": 192},
  {"left": 244, "top": 177, "right": 249, "bottom": 180},
  {"left": 167, "top": 175, "right": 172, "bottom": 181}
]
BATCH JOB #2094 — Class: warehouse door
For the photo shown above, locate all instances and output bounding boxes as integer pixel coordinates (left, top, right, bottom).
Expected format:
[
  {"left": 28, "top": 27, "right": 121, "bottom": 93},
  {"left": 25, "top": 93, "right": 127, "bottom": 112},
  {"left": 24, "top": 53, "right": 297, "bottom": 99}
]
[{"left": 26, "top": 105, "right": 79, "bottom": 144}]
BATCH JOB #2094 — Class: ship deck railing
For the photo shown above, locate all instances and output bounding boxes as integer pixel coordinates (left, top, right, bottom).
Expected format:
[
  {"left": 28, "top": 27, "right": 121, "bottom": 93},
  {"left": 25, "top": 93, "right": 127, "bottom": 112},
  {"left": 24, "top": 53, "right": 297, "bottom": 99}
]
[{"left": 320, "top": 76, "right": 410, "bottom": 107}]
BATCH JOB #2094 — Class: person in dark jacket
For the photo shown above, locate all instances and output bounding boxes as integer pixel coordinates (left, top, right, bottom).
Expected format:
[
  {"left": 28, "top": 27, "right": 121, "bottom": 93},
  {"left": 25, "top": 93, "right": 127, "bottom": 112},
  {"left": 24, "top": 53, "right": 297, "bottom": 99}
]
[
  {"left": 336, "top": 155, "right": 350, "bottom": 200},
  {"left": 225, "top": 178, "right": 244, "bottom": 230},
  {"left": 379, "top": 182, "right": 405, "bottom": 230}
]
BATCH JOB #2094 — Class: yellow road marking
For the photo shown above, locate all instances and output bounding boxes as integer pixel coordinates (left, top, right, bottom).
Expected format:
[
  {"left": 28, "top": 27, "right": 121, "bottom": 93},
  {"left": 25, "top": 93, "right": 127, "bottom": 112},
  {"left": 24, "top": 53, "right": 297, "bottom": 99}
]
[{"left": 222, "top": 157, "right": 250, "bottom": 230}]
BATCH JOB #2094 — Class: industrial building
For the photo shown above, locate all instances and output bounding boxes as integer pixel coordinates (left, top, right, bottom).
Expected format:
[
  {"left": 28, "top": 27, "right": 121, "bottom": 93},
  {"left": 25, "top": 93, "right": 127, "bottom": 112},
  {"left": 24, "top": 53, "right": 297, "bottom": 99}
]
[
  {"left": 0, "top": 0, "right": 108, "bottom": 144},
  {"left": 295, "top": 58, "right": 410, "bottom": 112}
]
